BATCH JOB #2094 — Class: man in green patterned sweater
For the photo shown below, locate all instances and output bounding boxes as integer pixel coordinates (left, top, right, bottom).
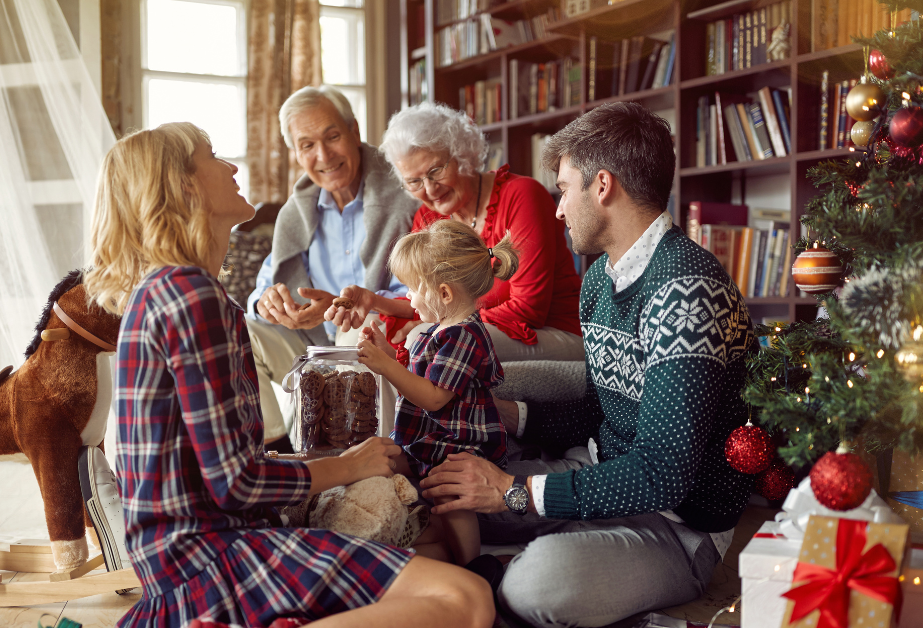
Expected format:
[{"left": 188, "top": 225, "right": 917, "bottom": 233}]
[{"left": 421, "top": 102, "right": 757, "bottom": 627}]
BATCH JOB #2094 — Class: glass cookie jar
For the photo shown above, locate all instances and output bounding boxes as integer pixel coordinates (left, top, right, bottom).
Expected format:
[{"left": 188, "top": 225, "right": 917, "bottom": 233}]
[{"left": 285, "top": 346, "right": 381, "bottom": 453}]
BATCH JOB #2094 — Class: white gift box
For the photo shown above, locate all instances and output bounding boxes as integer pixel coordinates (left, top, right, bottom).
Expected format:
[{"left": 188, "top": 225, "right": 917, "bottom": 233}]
[
  {"left": 739, "top": 520, "right": 923, "bottom": 628},
  {"left": 738, "top": 521, "right": 801, "bottom": 628}
]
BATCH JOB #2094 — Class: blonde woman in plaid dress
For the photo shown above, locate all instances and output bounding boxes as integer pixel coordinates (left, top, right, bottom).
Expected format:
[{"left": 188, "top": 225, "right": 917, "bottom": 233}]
[{"left": 84, "top": 123, "right": 494, "bottom": 628}]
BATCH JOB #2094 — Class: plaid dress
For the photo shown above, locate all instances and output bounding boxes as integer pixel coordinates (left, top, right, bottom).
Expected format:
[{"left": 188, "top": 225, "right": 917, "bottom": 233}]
[
  {"left": 392, "top": 312, "right": 507, "bottom": 477},
  {"left": 116, "top": 266, "right": 412, "bottom": 628}
]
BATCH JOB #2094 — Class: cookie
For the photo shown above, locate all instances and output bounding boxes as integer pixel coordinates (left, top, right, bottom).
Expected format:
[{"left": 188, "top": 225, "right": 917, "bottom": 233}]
[
  {"left": 332, "top": 296, "right": 355, "bottom": 310},
  {"left": 299, "top": 370, "right": 325, "bottom": 409},
  {"left": 323, "top": 377, "right": 344, "bottom": 406},
  {"left": 302, "top": 403, "right": 327, "bottom": 425},
  {"left": 357, "top": 371, "right": 377, "bottom": 396}
]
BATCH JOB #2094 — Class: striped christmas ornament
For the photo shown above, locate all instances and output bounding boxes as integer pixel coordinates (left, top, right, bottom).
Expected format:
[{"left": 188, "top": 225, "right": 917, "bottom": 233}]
[{"left": 791, "top": 245, "right": 844, "bottom": 294}]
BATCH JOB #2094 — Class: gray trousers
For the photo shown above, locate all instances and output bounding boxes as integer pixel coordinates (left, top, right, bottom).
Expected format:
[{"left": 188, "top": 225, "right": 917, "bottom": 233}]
[{"left": 479, "top": 451, "right": 720, "bottom": 628}]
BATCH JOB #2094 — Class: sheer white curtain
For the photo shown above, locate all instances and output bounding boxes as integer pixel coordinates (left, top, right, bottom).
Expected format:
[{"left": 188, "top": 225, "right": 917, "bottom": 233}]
[{"left": 0, "top": 0, "right": 114, "bottom": 367}]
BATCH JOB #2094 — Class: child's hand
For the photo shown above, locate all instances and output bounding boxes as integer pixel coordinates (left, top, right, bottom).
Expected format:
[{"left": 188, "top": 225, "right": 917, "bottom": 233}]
[
  {"left": 357, "top": 337, "right": 393, "bottom": 375},
  {"left": 360, "top": 320, "right": 397, "bottom": 360}
]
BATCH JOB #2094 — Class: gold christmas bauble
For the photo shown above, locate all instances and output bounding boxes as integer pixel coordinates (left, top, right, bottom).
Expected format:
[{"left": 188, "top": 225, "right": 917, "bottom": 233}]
[
  {"left": 850, "top": 119, "right": 877, "bottom": 146},
  {"left": 896, "top": 336, "right": 923, "bottom": 382},
  {"left": 791, "top": 246, "right": 844, "bottom": 294},
  {"left": 846, "top": 82, "right": 886, "bottom": 121}
]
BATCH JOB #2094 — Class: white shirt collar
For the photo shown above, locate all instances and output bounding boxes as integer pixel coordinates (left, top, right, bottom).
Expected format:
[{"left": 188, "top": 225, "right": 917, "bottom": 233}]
[{"left": 604, "top": 211, "right": 673, "bottom": 293}]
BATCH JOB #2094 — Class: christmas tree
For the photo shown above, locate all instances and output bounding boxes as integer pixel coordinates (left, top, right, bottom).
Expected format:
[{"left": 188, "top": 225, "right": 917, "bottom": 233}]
[{"left": 741, "top": 0, "right": 923, "bottom": 508}]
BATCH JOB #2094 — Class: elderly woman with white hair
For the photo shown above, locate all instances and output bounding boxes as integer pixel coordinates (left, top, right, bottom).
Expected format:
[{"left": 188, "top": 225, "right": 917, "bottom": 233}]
[{"left": 327, "top": 102, "right": 583, "bottom": 363}]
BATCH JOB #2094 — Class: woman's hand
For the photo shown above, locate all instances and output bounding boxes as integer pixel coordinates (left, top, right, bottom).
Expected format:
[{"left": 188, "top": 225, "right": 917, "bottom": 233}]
[
  {"left": 338, "top": 436, "right": 403, "bottom": 484},
  {"left": 324, "top": 285, "right": 375, "bottom": 332},
  {"left": 360, "top": 320, "right": 397, "bottom": 359}
]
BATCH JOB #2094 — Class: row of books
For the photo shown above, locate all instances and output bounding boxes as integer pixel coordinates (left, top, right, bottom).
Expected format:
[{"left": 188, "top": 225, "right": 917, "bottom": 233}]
[
  {"left": 810, "top": 0, "right": 914, "bottom": 52},
  {"left": 587, "top": 33, "right": 676, "bottom": 101},
  {"left": 509, "top": 58, "right": 581, "bottom": 119},
  {"left": 459, "top": 79, "right": 503, "bottom": 125},
  {"left": 704, "top": 1, "right": 791, "bottom": 77},
  {"left": 818, "top": 72, "right": 857, "bottom": 151},
  {"left": 687, "top": 203, "right": 792, "bottom": 298},
  {"left": 435, "top": 0, "right": 497, "bottom": 26},
  {"left": 408, "top": 58, "right": 428, "bottom": 107},
  {"left": 695, "top": 87, "right": 791, "bottom": 167},
  {"left": 435, "top": 9, "right": 559, "bottom": 67}
]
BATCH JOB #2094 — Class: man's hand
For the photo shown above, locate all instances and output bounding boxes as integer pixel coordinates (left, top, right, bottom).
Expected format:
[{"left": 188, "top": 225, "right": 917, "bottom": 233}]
[
  {"left": 492, "top": 396, "right": 520, "bottom": 435},
  {"left": 324, "top": 285, "right": 375, "bottom": 333},
  {"left": 255, "top": 283, "right": 335, "bottom": 330},
  {"left": 419, "top": 452, "right": 514, "bottom": 515}
]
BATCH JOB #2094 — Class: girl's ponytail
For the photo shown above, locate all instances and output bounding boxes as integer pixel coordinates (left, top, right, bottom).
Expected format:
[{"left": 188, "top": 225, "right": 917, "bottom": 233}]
[{"left": 489, "top": 231, "right": 519, "bottom": 282}]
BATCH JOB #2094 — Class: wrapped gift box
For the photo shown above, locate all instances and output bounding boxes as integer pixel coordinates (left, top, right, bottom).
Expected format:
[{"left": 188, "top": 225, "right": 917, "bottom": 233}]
[
  {"left": 780, "top": 515, "right": 909, "bottom": 628},
  {"left": 739, "top": 521, "right": 803, "bottom": 628},
  {"left": 740, "top": 521, "right": 922, "bottom": 628}
]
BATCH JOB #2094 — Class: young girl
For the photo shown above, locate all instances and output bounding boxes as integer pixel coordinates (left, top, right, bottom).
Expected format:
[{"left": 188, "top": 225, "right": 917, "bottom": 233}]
[
  {"left": 83, "top": 122, "right": 493, "bottom": 628},
  {"left": 356, "top": 219, "right": 518, "bottom": 567}
]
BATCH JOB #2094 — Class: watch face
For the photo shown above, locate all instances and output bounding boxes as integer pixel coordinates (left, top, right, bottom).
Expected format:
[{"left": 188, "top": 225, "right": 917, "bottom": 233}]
[{"left": 505, "top": 486, "right": 529, "bottom": 514}]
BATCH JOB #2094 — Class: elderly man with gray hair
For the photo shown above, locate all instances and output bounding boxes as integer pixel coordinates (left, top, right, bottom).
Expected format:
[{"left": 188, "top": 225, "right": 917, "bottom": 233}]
[{"left": 246, "top": 85, "right": 418, "bottom": 453}]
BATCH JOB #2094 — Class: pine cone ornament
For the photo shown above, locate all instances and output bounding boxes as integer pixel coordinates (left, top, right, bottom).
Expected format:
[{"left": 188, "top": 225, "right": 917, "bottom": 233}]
[
  {"left": 809, "top": 449, "right": 873, "bottom": 511},
  {"left": 725, "top": 421, "right": 775, "bottom": 474}
]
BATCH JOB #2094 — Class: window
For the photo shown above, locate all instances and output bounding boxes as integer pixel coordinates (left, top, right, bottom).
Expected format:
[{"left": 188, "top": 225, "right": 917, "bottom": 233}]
[
  {"left": 320, "top": 0, "right": 366, "bottom": 141},
  {"left": 141, "top": 0, "right": 249, "bottom": 199}
]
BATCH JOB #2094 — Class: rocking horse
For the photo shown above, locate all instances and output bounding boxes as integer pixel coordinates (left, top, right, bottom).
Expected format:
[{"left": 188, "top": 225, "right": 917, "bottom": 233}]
[{"left": 0, "top": 269, "right": 140, "bottom": 605}]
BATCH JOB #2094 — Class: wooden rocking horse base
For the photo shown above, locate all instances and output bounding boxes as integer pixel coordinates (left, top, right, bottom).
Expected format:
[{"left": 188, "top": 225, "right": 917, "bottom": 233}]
[{"left": 0, "top": 542, "right": 140, "bottom": 606}]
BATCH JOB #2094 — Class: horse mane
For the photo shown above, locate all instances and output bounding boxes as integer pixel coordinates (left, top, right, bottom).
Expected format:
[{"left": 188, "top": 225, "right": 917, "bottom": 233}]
[{"left": 24, "top": 269, "right": 85, "bottom": 359}]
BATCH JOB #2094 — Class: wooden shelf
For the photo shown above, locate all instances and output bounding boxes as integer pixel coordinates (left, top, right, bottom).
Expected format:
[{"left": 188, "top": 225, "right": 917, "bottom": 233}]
[
  {"left": 547, "top": 0, "right": 674, "bottom": 38},
  {"left": 680, "top": 58, "right": 792, "bottom": 90},
  {"left": 680, "top": 155, "right": 791, "bottom": 177},
  {"left": 434, "top": 0, "right": 560, "bottom": 29},
  {"left": 795, "top": 148, "right": 855, "bottom": 162}
]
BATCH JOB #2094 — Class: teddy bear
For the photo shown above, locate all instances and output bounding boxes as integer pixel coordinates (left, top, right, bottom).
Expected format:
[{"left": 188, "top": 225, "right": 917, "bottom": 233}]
[{"left": 307, "top": 474, "right": 420, "bottom": 546}]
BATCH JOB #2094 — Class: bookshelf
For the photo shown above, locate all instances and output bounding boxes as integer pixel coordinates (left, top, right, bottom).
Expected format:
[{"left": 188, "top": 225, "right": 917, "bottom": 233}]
[{"left": 399, "top": 0, "right": 876, "bottom": 323}]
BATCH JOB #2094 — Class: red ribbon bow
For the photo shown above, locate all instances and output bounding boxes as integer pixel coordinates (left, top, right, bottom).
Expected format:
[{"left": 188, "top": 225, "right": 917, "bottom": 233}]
[{"left": 781, "top": 518, "right": 903, "bottom": 628}]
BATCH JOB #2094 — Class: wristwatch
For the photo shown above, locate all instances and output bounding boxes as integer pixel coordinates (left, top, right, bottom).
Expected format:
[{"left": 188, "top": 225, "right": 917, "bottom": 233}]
[{"left": 503, "top": 475, "right": 529, "bottom": 515}]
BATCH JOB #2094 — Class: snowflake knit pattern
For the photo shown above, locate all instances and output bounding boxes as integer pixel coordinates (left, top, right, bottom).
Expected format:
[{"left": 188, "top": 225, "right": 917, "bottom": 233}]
[{"left": 527, "top": 226, "right": 757, "bottom": 533}]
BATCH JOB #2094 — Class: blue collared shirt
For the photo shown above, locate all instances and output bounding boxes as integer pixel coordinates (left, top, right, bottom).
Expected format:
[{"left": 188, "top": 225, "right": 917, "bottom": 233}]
[{"left": 246, "top": 183, "right": 407, "bottom": 336}]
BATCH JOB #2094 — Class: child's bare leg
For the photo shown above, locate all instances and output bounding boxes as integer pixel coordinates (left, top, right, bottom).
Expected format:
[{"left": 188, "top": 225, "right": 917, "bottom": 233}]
[
  {"left": 411, "top": 513, "right": 452, "bottom": 562},
  {"left": 433, "top": 495, "right": 480, "bottom": 565}
]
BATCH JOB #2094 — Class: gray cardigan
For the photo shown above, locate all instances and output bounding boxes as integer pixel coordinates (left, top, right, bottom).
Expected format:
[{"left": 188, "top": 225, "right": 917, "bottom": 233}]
[{"left": 269, "top": 142, "right": 418, "bottom": 346}]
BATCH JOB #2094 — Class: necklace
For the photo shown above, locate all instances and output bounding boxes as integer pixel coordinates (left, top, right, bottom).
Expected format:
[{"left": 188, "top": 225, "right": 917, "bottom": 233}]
[{"left": 467, "top": 174, "right": 483, "bottom": 229}]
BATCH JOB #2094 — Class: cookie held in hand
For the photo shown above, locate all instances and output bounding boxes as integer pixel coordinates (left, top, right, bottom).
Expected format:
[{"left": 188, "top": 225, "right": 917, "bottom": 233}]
[{"left": 332, "top": 296, "right": 355, "bottom": 310}]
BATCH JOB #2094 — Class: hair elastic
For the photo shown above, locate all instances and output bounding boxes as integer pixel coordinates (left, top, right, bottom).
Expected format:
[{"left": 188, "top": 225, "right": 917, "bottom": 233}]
[{"left": 488, "top": 248, "right": 494, "bottom": 258}]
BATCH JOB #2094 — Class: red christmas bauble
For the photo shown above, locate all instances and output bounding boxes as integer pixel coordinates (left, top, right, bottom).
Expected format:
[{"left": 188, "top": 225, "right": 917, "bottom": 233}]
[
  {"left": 869, "top": 49, "right": 894, "bottom": 80},
  {"left": 791, "top": 246, "right": 845, "bottom": 294},
  {"left": 725, "top": 424, "right": 775, "bottom": 474},
  {"left": 890, "top": 107, "right": 923, "bottom": 148},
  {"left": 809, "top": 451, "right": 873, "bottom": 511},
  {"left": 755, "top": 459, "right": 796, "bottom": 501}
]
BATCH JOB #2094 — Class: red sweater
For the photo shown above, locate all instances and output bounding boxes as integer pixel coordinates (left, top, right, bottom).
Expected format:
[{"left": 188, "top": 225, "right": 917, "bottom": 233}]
[{"left": 413, "top": 165, "right": 582, "bottom": 344}]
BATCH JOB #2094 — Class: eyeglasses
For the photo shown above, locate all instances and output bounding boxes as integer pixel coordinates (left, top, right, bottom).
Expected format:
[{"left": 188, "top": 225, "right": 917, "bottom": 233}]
[{"left": 401, "top": 160, "right": 451, "bottom": 192}]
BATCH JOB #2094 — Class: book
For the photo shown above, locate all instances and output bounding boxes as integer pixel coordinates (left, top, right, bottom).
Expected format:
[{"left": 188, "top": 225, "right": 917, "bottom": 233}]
[
  {"left": 639, "top": 40, "right": 665, "bottom": 91},
  {"left": 836, "top": 80, "right": 849, "bottom": 148},
  {"left": 748, "top": 102, "right": 775, "bottom": 159},
  {"left": 687, "top": 201, "right": 748, "bottom": 245},
  {"left": 714, "top": 92, "right": 729, "bottom": 164},
  {"left": 758, "top": 87, "right": 787, "bottom": 157},
  {"left": 778, "top": 237, "right": 793, "bottom": 296},
  {"left": 736, "top": 227, "right": 754, "bottom": 295},
  {"left": 509, "top": 59, "right": 519, "bottom": 119},
  {"left": 819, "top": 69, "right": 830, "bottom": 149},
  {"left": 724, "top": 103, "right": 751, "bottom": 161},
  {"left": 706, "top": 21, "right": 717, "bottom": 76},
  {"left": 651, "top": 40, "right": 670, "bottom": 89},
  {"left": 709, "top": 104, "right": 718, "bottom": 166},
  {"left": 737, "top": 102, "right": 763, "bottom": 160},
  {"left": 588, "top": 36, "right": 598, "bottom": 101},
  {"left": 662, "top": 34, "right": 676, "bottom": 87},
  {"left": 749, "top": 229, "right": 768, "bottom": 298},
  {"left": 757, "top": 7, "right": 768, "bottom": 66},
  {"left": 567, "top": 59, "right": 582, "bottom": 108},
  {"left": 772, "top": 88, "right": 792, "bottom": 154},
  {"left": 697, "top": 96, "right": 709, "bottom": 168},
  {"left": 625, "top": 36, "right": 657, "bottom": 94},
  {"left": 769, "top": 228, "right": 790, "bottom": 296}
]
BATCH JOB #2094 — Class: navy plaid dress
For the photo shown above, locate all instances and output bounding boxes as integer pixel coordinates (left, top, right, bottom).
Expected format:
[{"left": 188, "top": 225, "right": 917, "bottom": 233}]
[
  {"left": 392, "top": 312, "right": 507, "bottom": 477},
  {"left": 115, "top": 266, "right": 412, "bottom": 628}
]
